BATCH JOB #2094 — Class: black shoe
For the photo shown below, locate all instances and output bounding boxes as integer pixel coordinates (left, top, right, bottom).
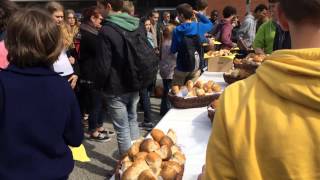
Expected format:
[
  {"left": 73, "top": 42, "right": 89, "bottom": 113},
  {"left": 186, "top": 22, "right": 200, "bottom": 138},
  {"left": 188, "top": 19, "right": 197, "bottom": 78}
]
[
  {"left": 139, "top": 122, "right": 155, "bottom": 131},
  {"left": 100, "top": 129, "right": 116, "bottom": 137},
  {"left": 89, "top": 133, "right": 111, "bottom": 143}
]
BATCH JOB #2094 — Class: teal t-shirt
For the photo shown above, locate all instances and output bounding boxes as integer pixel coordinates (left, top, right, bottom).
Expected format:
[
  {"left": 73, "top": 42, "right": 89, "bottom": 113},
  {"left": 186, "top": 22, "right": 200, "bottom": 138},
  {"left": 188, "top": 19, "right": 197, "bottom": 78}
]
[{"left": 253, "top": 20, "right": 276, "bottom": 54}]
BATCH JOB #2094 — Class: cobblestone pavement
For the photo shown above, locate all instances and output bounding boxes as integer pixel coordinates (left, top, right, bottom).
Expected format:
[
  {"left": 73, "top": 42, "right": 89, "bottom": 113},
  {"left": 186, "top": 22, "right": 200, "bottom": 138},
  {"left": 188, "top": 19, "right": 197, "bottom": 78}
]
[{"left": 69, "top": 97, "right": 162, "bottom": 180}]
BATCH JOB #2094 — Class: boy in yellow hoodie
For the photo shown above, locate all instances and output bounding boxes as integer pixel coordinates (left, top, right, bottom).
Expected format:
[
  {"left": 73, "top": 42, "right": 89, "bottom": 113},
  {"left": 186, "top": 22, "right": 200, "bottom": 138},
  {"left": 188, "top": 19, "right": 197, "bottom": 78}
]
[{"left": 204, "top": 0, "right": 320, "bottom": 179}]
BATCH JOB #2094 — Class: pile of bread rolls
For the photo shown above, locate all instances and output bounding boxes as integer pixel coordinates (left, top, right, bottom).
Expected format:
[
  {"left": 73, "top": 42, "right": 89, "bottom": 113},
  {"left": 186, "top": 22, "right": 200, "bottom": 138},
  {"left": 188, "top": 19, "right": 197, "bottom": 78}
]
[
  {"left": 206, "top": 49, "right": 232, "bottom": 57},
  {"left": 171, "top": 80, "right": 222, "bottom": 98},
  {"left": 233, "top": 53, "right": 266, "bottom": 66},
  {"left": 120, "top": 129, "right": 186, "bottom": 180}
]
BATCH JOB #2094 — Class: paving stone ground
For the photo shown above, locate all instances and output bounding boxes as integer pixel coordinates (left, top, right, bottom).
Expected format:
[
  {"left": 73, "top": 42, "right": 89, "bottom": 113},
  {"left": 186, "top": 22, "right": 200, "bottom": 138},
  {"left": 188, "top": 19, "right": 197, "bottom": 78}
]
[{"left": 69, "top": 97, "right": 162, "bottom": 180}]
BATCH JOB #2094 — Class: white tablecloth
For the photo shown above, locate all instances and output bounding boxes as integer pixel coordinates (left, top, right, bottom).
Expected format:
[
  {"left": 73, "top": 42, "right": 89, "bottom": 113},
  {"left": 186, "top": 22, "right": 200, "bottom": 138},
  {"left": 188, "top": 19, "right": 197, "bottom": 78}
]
[{"left": 110, "top": 72, "right": 226, "bottom": 180}]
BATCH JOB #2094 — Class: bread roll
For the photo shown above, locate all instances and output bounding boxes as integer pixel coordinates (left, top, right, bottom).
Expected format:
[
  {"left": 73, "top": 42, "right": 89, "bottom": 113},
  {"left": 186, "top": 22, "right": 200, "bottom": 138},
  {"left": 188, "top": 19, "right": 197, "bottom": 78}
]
[
  {"left": 160, "top": 166, "right": 178, "bottom": 180},
  {"left": 128, "top": 141, "right": 141, "bottom": 158},
  {"left": 122, "top": 155, "right": 132, "bottom": 162},
  {"left": 196, "top": 88, "right": 206, "bottom": 97},
  {"left": 203, "top": 83, "right": 210, "bottom": 93},
  {"left": 211, "top": 83, "right": 221, "bottom": 92},
  {"left": 151, "top": 129, "right": 165, "bottom": 143},
  {"left": 122, "top": 159, "right": 150, "bottom": 180},
  {"left": 133, "top": 152, "right": 148, "bottom": 161},
  {"left": 207, "top": 80, "right": 214, "bottom": 87},
  {"left": 162, "top": 161, "right": 182, "bottom": 174},
  {"left": 171, "top": 152, "right": 186, "bottom": 165},
  {"left": 146, "top": 152, "right": 162, "bottom": 169},
  {"left": 159, "top": 136, "right": 174, "bottom": 148},
  {"left": 121, "top": 161, "right": 133, "bottom": 172},
  {"left": 140, "top": 139, "right": 160, "bottom": 153},
  {"left": 194, "top": 80, "right": 204, "bottom": 89},
  {"left": 187, "top": 88, "right": 197, "bottom": 97},
  {"left": 166, "top": 129, "right": 177, "bottom": 144},
  {"left": 155, "top": 145, "right": 172, "bottom": 160},
  {"left": 171, "top": 86, "right": 180, "bottom": 95},
  {"left": 138, "top": 169, "right": 157, "bottom": 180},
  {"left": 185, "top": 80, "right": 194, "bottom": 91},
  {"left": 170, "top": 145, "right": 181, "bottom": 155}
]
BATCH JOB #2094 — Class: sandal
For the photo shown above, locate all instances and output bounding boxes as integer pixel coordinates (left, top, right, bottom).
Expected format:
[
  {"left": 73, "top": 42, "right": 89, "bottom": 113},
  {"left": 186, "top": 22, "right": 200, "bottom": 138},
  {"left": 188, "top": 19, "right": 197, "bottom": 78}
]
[
  {"left": 98, "top": 128, "right": 116, "bottom": 137},
  {"left": 90, "top": 132, "right": 111, "bottom": 143}
]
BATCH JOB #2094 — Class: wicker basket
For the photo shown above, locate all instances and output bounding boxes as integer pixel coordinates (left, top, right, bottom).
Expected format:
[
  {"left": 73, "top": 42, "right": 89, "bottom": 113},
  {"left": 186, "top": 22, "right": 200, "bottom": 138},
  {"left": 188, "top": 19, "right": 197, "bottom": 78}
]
[
  {"left": 223, "top": 74, "right": 246, "bottom": 85},
  {"left": 115, "top": 160, "right": 184, "bottom": 180},
  {"left": 233, "top": 63, "right": 259, "bottom": 73},
  {"left": 168, "top": 93, "right": 221, "bottom": 109}
]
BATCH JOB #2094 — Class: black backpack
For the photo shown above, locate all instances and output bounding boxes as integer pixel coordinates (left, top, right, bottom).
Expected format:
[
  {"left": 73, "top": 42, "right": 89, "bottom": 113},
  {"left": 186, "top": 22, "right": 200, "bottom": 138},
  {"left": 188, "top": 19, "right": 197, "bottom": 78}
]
[
  {"left": 177, "top": 34, "right": 202, "bottom": 72},
  {"left": 105, "top": 22, "right": 159, "bottom": 91}
]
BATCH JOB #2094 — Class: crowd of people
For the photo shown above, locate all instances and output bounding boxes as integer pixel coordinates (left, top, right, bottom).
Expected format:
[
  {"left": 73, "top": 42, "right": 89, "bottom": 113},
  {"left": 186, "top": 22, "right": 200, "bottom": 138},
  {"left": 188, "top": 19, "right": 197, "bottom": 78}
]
[{"left": 0, "top": 0, "right": 320, "bottom": 179}]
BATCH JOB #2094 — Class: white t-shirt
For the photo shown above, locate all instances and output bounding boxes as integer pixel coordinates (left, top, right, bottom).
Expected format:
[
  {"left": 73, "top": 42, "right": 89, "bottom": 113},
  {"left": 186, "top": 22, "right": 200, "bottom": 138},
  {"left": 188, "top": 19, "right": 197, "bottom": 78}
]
[{"left": 53, "top": 50, "right": 74, "bottom": 76}]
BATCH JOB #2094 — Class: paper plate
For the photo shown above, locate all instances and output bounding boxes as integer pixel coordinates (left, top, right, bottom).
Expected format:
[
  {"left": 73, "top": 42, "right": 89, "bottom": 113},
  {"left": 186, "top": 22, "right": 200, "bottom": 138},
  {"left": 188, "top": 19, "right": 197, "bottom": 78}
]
[{"left": 70, "top": 144, "right": 90, "bottom": 162}]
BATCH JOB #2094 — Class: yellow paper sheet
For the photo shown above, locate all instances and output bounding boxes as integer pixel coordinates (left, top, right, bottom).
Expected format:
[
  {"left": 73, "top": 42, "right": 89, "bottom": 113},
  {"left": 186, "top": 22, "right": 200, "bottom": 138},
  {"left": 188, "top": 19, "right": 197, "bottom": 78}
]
[
  {"left": 204, "top": 53, "right": 236, "bottom": 60},
  {"left": 69, "top": 144, "right": 90, "bottom": 162}
]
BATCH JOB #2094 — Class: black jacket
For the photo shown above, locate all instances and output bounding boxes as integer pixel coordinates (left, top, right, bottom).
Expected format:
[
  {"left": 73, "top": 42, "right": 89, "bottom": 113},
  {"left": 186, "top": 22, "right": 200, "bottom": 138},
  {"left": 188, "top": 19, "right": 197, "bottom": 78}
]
[
  {"left": 95, "top": 22, "right": 135, "bottom": 95},
  {"left": 78, "top": 25, "right": 98, "bottom": 82}
]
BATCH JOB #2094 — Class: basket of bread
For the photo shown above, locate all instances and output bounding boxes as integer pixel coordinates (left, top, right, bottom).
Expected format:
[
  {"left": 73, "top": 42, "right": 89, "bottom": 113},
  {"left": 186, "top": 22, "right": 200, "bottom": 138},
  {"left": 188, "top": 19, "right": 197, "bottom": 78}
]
[
  {"left": 115, "top": 129, "right": 186, "bottom": 180},
  {"left": 223, "top": 68, "right": 252, "bottom": 84},
  {"left": 233, "top": 53, "right": 266, "bottom": 72},
  {"left": 207, "top": 99, "right": 219, "bottom": 123},
  {"left": 168, "top": 80, "right": 222, "bottom": 109}
]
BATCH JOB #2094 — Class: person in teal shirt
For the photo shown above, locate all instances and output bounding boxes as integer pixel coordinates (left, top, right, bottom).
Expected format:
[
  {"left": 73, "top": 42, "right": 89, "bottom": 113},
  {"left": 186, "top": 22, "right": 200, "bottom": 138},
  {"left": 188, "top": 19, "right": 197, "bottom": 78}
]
[{"left": 253, "top": 0, "right": 278, "bottom": 54}]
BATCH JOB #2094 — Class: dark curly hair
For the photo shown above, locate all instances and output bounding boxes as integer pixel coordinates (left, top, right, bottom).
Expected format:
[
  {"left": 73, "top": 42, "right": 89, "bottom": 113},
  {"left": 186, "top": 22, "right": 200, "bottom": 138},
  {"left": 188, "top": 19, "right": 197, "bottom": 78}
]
[{"left": 0, "top": 0, "right": 18, "bottom": 33}]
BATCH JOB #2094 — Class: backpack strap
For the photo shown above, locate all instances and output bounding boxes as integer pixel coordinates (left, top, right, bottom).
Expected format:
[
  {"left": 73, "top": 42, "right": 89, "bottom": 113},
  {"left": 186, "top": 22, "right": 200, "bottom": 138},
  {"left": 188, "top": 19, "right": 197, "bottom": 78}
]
[{"left": 103, "top": 21, "right": 126, "bottom": 37}]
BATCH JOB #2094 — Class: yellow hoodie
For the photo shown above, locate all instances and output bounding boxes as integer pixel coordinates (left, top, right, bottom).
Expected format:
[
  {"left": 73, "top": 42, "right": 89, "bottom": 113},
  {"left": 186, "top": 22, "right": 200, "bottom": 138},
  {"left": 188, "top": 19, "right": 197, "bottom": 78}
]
[{"left": 204, "top": 49, "right": 320, "bottom": 180}]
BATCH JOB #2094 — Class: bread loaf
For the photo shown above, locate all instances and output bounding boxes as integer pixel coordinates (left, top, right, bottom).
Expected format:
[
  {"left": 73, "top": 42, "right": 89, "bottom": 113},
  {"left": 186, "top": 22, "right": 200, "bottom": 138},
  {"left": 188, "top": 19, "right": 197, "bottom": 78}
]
[
  {"left": 159, "top": 136, "right": 174, "bottom": 148},
  {"left": 122, "top": 159, "right": 150, "bottom": 180},
  {"left": 155, "top": 145, "right": 172, "bottom": 160},
  {"left": 211, "top": 83, "right": 221, "bottom": 92},
  {"left": 151, "top": 129, "right": 165, "bottom": 143},
  {"left": 160, "top": 166, "right": 178, "bottom": 180},
  {"left": 146, "top": 152, "right": 162, "bottom": 169},
  {"left": 171, "top": 152, "right": 186, "bottom": 165},
  {"left": 167, "top": 129, "right": 177, "bottom": 144},
  {"left": 133, "top": 152, "right": 148, "bottom": 162},
  {"left": 138, "top": 169, "right": 157, "bottom": 180},
  {"left": 170, "top": 145, "right": 181, "bottom": 155},
  {"left": 140, "top": 139, "right": 160, "bottom": 153},
  {"left": 162, "top": 161, "right": 182, "bottom": 174},
  {"left": 128, "top": 141, "right": 142, "bottom": 158}
]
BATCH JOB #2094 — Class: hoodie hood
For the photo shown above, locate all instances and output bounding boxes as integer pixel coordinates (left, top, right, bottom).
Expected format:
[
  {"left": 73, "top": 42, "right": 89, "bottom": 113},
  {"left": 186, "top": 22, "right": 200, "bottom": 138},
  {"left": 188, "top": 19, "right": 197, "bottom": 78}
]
[
  {"left": 175, "top": 22, "right": 200, "bottom": 36},
  {"left": 256, "top": 49, "right": 320, "bottom": 110},
  {"left": 106, "top": 13, "right": 140, "bottom": 31}
]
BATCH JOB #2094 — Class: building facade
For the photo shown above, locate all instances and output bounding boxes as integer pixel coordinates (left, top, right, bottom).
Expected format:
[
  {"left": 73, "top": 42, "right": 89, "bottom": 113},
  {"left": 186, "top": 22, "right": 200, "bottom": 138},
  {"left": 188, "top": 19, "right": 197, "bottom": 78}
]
[{"left": 207, "top": 0, "right": 268, "bottom": 19}]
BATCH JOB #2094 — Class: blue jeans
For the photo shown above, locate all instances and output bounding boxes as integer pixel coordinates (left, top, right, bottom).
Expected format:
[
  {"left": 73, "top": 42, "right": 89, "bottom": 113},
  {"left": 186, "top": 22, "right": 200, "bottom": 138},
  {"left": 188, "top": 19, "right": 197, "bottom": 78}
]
[
  {"left": 103, "top": 92, "right": 140, "bottom": 156},
  {"left": 160, "top": 79, "right": 172, "bottom": 116},
  {"left": 88, "top": 90, "right": 106, "bottom": 132}
]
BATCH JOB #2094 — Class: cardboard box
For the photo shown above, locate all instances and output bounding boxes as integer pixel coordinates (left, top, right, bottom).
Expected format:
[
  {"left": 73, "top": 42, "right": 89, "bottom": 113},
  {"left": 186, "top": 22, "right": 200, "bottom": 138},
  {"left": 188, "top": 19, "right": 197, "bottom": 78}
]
[{"left": 207, "top": 56, "right": 233, "bottom": 72}]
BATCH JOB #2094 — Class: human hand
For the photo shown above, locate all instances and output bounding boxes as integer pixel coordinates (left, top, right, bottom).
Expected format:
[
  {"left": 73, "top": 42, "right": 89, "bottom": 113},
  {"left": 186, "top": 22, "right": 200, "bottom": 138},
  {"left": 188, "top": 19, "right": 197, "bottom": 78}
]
[
  {"left": 68, "top": 75, "right": 78, "bottom": 89},
  {"left": 69, "top": 56, "right": 76, "bottom": 65}
]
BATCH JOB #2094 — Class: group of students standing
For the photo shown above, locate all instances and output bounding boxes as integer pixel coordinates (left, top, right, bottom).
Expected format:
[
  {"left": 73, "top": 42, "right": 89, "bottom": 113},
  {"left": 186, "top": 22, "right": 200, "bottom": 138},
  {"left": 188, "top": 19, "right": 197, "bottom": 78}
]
[{"left": 1, "top": 0, "right": 320, "bottom": 179}]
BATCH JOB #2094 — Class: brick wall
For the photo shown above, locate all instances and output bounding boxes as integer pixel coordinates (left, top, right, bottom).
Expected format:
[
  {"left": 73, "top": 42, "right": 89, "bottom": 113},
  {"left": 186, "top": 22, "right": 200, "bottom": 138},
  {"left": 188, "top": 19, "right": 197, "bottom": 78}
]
[{"left": 207, "top": 0, "right": 268, "bottom": 19}]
